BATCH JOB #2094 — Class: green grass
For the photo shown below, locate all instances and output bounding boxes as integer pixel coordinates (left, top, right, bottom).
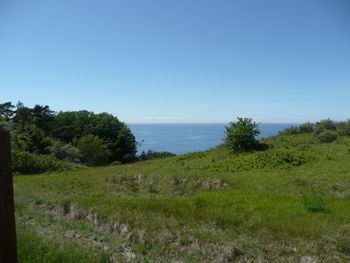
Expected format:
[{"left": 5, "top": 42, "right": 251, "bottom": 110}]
[
  {"left": 14, "top": 133, "right": 350, "bottom": 262},
  {"left": 17, "top": 223, "right": 112, "bottom": 263}
]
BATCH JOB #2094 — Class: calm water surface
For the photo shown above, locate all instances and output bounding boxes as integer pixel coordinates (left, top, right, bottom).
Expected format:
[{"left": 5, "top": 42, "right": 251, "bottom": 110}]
[{"left": 128, "top": 123, "right": 296, "bottom": 155}]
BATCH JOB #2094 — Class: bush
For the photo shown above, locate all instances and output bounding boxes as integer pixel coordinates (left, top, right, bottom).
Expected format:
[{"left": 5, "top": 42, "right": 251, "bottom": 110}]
[
  {"left": 139, "top": 150, "right": 176, "bottom": 161},
  {"left": 315, "top": 130, "right": 338, "bottom": 143},
  {"left": 279, "top": 122, "right": 314, "bottom": 135},
  {"left": 279, "top": 126, "right": 299, "bottom": 135},
  {"left": 336, "top": 120, "right": 350, "bottom": 136},
  {"left": 12, "top": 150, "right": 72, "bottom": 174},
  {"left": 315, "top": 119, "right": 336, "bottom": 131},
  {"left": 312, "top": 119, "right": 338, "bottom": 143},
  {"left": 78, "top": 134, "right": 111, "bottom": 166},
  {"left": 302, "top": 191, "right": 326, "bottom": 212},
  {"left": 298, "top": 122, "right": 314, "bottom": 133},
  {"left": 110, "top": 160, "right": 122, "bottom": 166},
  {"left": 12, "top": 125, "right": 51, "bottom": 154},
  {"left": 49, "top": 139, "right": 81, "bottom": 163},
  {"left": 280, "top": 119, "right": 350, "bottom": 139},
  {"left": 225, "top": 117, "right": 260, "bottom": 153},
  {"left": 231, "top": 149, "right": 308, "bottom": 171}
]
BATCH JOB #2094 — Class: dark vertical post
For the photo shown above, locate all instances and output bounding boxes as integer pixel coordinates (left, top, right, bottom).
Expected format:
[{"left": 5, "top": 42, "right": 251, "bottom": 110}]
[{"left": 0, "top": 128, "right": 17, "bottom": 263}]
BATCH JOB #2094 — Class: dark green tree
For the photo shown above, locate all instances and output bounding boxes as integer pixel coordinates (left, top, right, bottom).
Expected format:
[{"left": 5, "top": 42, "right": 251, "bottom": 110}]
[
  {"left": 52, "top": 111, "right": 93, "bottom": 142},
  {"left": 225, "top": 117, "right": 260, "bottom": 153},
  {"left": 52, "top": 111, "right": 136, "bottom": 162},
  {"left": 109, "top": 124, "right": 137, "bottom": 162},
  {"left": 13, "top": 103, "right": 33, "bottom": 126},
  {"left": 0, "top": 102, "right": 15, "bottom": 120},
  {"left": 77, "top": 134, "right": 111, "bottom": 166},
  {"left": 32, "top": 105, "right": 55, "bottom": 133},
  {"left": 13, "top": 125, "right": 51, "bottom": 154},
  {"left": 13, "top": 103, "right": 54, "bottom": 133}
]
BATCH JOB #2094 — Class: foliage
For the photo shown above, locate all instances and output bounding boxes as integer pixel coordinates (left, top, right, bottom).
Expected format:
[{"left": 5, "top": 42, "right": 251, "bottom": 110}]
[
  {"left": 0, "top": 119, "right": 17, "bottom": 131},
  {"left": 315, "top": 119, "right": 336, "bottom": 131},
  {"left": 52, "top": 111, "right": 137, "bottom": 162},
  {"left": 52, "top": 110, "right": 95, "bottom": 142},
  {"left": 139, "top": 149, "right": 176, "bottom": 161},
  {"left": 279, "top": 126, "right": 299, "bottom": 135},
  {"left": 49, "top": 139, "right": 81, "bottom": 163},
  {"left": 298, "top": 122, "right": 314, "bottom": 133},
  {"left": 12, "top": 150, "right": 72, "bottom": 174},
  {"left": 31, "top": 104, "right": 55, "bottom": 133},
  {"left": 12, "top": 102, "right": 54, "bottom": 133},
  {"left": 336, "top": 120, "right": 350, "bottom": 136},
  {"left": 111, "top": 124, "right": 137, "bottom": 162},
  {"left": 0, "top": 101, "right": 138, "bottom": 173},
  {"left": 0, "top": 101, "right": 15, "bottom": 119},
  {"left": 13, "top": 132, "right": 350, "bottom": 261},
  {"left": 313, "top": 119, "right": 338, "bottom": 143},
  {"left": 13, "top": 103, "right": 33, "bottom": 125},
  {"left": 12, "top": 125, "right": 52, "bottom": 154},
  {"left": 17, "top": 224, "right": 111, "bottom": 263},
  {"left": 231, "top": 149, "right": 308, "bottom": 171},
  {"left": 109, "top": 160, "right": 122, "bottom": 166},
  {"left": 302, "top": 191, "right": 327, "bottom": 212},
  {"left": 78, "top": 134, "right": 112, "bottom": 166},
  {"left": 225, "top": 117, "right": 260, "bottom": 153},
  {"left": 314, "top": 130, "right": 338, "bottom": 143},
  {"left": 279, "top": 122, "right": 314, "bottom": 135}
]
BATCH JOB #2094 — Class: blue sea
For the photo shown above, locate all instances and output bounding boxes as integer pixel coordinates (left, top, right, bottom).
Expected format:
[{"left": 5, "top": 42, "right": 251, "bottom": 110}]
[{"left": 128, "top": 123, "right": 296, "bottom": 155}]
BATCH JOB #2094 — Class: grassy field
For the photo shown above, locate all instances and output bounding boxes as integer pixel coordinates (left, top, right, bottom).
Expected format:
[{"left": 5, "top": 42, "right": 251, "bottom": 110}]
[{"left": 14, "top": 133, "right": 350, "bottom": 262}]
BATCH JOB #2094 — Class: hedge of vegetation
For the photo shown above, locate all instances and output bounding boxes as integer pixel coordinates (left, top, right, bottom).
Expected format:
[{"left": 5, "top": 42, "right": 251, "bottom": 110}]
[
  {"left": 0, "top": 101, "right": 137, "bottom": 174},
  {"left": 279, "top": 119, "right": 350, "bottom": 143}
]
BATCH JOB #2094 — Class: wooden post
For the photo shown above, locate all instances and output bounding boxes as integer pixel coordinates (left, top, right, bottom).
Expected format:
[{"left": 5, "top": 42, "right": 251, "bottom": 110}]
[{"left": 0, "top": 128, "right": 17, "bottom": 263}]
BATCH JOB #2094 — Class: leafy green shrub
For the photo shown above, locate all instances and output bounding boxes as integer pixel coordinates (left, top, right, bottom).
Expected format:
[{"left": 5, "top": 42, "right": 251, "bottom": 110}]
[
  {"left": 336, "top": 120, "right": 350, "bottom": 136},
  {"left": 314, "top": 130, "right": 338, "bottom": 143},
  {"left": 78, "top": 134, "right": 111, "bottom": 166},
  {"left": 12, "top": 124, "right": 51, "bottom": 154},
  {"left": 279, "top": 122, "right": 314, "bottom": 135},
  {"left": 49, "top": 139, "right": 81, "bottom": 163},
  {"left": 139, "top": 150, "right": 176, "bottom": 161},
  {"left": 315, "top": 119, "right": 336, "bottom": 131},
  {"left": 298, "top": 122, "right": 314, "bottom": 133},
  {"left": 231, "top": 149, "right": 308, "bottom": 171},
  {"left": 12, "top": 150, "right": 72, "bottom": 174},
  {"left": 225, "top": 117, "right": 260, "bottom": 153},
  {"left": 312, "top": 119, "right": 338, "bottom": 143},
  {"left": 279, "top": 126, "right": 299, "bottom": 135},
  {"left": 302, "top": 191, "right": 326, "bottom": 212},
  {"left": 110, "top": 160, "right": 122, "bottom": 166}
]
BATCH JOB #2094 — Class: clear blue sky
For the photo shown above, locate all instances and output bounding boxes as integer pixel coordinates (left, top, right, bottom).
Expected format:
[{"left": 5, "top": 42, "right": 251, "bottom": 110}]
[{"left": 1, "top": 0, "right": 349, "bottom": 123}]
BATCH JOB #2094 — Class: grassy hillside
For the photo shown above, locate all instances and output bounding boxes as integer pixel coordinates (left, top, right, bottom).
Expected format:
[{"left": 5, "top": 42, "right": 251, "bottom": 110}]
[{"left": 14, "top": 133, "right": 350, "bottom": 262}]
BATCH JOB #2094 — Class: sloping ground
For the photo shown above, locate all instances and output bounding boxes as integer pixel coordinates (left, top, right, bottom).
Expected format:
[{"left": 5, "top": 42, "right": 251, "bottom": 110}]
[{"left": 14, "top": 134, "right": 350, "bottom": 262}]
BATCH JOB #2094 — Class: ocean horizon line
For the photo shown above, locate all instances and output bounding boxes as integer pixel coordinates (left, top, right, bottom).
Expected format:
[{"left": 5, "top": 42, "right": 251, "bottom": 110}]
[
  {"left": 127, "top": 122, "right": 300, "bottom": 125},
  {"left": 125, "top": 122, "right": 303, "bottom": 125}
]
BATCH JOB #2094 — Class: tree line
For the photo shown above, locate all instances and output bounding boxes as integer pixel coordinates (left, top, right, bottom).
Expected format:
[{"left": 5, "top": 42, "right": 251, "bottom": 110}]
[
  {"left": 0, "top": 101, "right": 137, "bottom": 174},
  {"left": 225, "top": 117, "right": 350, "bottom": 153}
]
